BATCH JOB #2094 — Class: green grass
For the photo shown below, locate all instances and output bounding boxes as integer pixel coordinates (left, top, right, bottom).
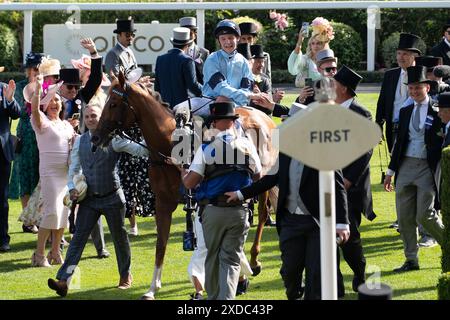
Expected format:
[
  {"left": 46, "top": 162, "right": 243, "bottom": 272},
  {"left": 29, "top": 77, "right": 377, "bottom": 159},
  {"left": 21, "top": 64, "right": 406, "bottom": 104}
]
[{"left": 1, "top": 93, "right": 441, "bottom": 300}]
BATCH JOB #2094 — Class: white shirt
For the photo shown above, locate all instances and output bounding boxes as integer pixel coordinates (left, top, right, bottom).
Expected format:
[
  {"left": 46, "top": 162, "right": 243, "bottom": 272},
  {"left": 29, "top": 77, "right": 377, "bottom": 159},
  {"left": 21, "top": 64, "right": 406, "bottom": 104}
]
[
  {"left": 67, "top": 131, "right": 149, "bottom": 190},
  {"left": 339, "top": 98, "right": 354, "bottom": 109},
  {"left": 444, "top": 38, "right": 450, "bottom": 49},
  {"left": 393, "top": 69, "right": 409, "bottom": 123}
]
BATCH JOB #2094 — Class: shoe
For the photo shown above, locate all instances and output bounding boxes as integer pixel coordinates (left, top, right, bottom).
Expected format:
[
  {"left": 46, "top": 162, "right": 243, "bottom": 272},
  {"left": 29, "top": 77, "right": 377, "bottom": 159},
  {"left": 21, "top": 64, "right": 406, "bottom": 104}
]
[
  {"left": 129, "top": 225, "right": 138, "bottom": 236},
  {"left": 97, "top": 249, "right": 110, "bottom": 259},
  {"left": 31, "top": 252, "right": 51, "bottom": 267},
  {"left": 22, "top": 224, "right": 38, "bottom": 234},
  {"left": 352, "top": 275, "right": 365, "bottom": 293},
  {"left": 48, "top": 278, "right": 68, "bottom": 297},
  {"left": 393, "top": 260, "right": 420, "bottom": 273},
  {"left": 264, "top": 216, "right": 276, "bottom": 227},
  {"left": 0, "top": 243, "right": 10, "bottom": 252},
  {"left": 47, "top": 250, "right": 64, "bottom": 265},
  {"left": 418, "top": 236, "right": 438, "bottom": 248},
  {"left": 189, "top": 292, "right": 204, "bottom": 300},
  {"left": 118, "top": 274, "right": 133, "bottom": 289},
  {"left": 236, "top": 278, "right": 250, "bottom": 296}
]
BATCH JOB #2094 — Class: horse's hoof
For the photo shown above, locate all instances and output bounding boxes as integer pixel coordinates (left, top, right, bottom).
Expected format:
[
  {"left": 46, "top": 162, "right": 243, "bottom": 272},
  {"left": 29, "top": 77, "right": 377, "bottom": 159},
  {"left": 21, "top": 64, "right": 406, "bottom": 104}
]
[
  {"left": 251, "top": 264, "right": 262, "bottom": 277},
  {"left": 140, "top": 293, "right": 155, "bottom": 300}
]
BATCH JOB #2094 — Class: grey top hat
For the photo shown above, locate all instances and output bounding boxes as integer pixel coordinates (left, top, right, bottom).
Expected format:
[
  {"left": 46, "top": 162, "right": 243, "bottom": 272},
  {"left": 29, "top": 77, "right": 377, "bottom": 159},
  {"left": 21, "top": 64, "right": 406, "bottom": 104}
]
[
  {"left": 179, "top": 17, "right": 197, "bottom": 30},
  {"left": 170, "top": 27, "right": 193, "bottom": 46},
  {"left": 316, "top": 49, "right": 337, "bottom": 67}
]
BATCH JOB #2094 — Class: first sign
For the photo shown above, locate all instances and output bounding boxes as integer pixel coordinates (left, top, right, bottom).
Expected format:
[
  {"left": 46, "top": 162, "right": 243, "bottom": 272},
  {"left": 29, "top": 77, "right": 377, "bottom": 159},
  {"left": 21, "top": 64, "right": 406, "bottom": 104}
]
[{"left": 279, "top": 102, "right": 381, "bottom": 171}]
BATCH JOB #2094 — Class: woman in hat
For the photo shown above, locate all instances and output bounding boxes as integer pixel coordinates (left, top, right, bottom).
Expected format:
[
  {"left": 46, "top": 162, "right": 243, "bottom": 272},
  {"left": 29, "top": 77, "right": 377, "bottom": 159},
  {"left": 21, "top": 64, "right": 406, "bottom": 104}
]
[
  {"left": 10, "top": 53, "right": 45, "bottom": 234},
  {"left": 29, "top": 76, "right": 76, "bottom": 267},
  {"left": 288, "top": 17, "right": 334, "bottom": 88}
]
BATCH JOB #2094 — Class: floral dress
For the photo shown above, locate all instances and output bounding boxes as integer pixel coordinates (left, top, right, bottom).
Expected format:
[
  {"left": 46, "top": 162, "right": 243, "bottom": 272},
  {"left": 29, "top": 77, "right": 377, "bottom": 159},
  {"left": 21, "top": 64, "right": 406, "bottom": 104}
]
[{"left": 118, "top": 126, "right": 156, "bottom": 217}]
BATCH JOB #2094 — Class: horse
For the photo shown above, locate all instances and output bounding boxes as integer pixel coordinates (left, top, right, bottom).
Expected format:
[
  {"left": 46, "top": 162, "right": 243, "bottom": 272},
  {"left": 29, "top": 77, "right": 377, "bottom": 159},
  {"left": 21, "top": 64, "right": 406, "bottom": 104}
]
[{"left": 92, "top": 70, "right": 278, "bottom": 299}]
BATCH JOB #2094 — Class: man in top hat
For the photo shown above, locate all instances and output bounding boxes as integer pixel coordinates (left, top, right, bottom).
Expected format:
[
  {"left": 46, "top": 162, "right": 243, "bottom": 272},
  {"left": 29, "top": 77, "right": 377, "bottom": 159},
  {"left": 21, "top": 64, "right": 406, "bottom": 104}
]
[
  {"left": 105, "top": 18, "right": 138, "bottom": 76},
  {"left": 154, "top": 27, "right": 202, "bottom": 109},
  {"left": 202, "top": 20, "right": 264, "bottom": 107},
  {"left": 59, "top": 38, "right": 102, "bottom": 133},
  {"left": 176, "top": 101, "right": 262, "bottom": 300},
  {"left": 376, "top": 33, "right": 422, "bottom": 153},
  {"left": 239, "top": 22, "right": 272, "bottom": 81},
  {"left": 431, "top": 20, "right": 450, "bottom": 66},
  {"left": 415, "top": 56, "right": 450, "bottom": 97},
  {"left": 224, "top": 101, "right": 350, "bottom": 300},
  {"left": 333, "top": 65, "right": 376, "bottom": 296},
  {"left": 436, "top": 92, "right": 450, "bottom": 148},
  {"left": 384, "top": 65, "right": 445, "bottom": 272},
  {"left": 179, "top": 17, "right": 210, "bottom": 84},
  {"left": 0, "top": 77, "right": 20, "bottom": 252}
]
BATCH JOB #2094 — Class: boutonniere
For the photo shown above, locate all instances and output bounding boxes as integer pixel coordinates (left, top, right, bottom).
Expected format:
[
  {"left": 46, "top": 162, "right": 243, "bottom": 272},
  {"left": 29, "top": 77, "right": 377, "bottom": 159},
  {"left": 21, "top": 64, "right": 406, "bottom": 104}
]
[{"left": 254, "top": 74, "right": 262, "bottom": 84}]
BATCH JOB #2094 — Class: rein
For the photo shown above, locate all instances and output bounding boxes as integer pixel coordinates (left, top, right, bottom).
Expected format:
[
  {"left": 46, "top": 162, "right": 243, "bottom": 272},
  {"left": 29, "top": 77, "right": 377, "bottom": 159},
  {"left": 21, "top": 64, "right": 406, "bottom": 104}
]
[{"left": 110, "top": 84, "right": 173, "bottom": 167}]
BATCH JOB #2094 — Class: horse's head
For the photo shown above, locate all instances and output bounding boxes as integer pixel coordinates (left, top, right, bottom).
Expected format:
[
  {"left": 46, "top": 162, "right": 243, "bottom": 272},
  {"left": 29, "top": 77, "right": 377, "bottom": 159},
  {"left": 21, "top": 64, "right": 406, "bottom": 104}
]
[{"left": 91, "top": 70, "right": 137, "bottom": 147}]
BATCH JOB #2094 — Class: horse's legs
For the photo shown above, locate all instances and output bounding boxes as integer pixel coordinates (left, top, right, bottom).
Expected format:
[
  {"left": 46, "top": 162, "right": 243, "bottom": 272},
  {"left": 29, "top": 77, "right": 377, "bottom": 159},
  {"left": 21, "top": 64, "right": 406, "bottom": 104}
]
[
  {"left": 142, "top": 201, "right": 176, "bottom": 300},
  {"left": 250, "top": 191, "right": 269, "bottom": 276}
]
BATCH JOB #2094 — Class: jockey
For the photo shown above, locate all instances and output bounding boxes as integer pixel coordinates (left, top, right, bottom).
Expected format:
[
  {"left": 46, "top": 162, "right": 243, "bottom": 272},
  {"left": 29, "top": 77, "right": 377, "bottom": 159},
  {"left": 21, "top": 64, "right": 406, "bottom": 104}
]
[{"left": 202, "top": 20, "right": 264, "bottom": 107}]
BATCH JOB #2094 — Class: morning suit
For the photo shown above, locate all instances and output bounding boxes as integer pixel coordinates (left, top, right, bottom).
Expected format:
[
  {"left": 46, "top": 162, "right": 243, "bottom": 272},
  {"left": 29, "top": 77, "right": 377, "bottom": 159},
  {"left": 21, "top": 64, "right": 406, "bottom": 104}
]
[
  {"left": 376, "top": 67, "right": 406, "bottom": 152},
  {"left": 0, "top": 83, "right": 20, "bottom": 247},
  {"left": 388, "top": 99, "right": 445, "bottom": 263},
  {"left": 337, "top": 100, "right": 376, "bottom": 293},
  {"left": 187, "top": 43, "right": 210, "bottom": 85},
  {"left": 240, "top": 153, "right": 349, "bottom": 300},
  {"left": 154, "top": 48, "right": 202, "bottom": 108},
  {"left": 104, "top": 43, "right": 138, "bottom": 76},
  {"left": 63, "top": 57, "right": 103, "bottom": 133},
  {"left": 430, "top": 39, "right": 450, "bottom": 66}
]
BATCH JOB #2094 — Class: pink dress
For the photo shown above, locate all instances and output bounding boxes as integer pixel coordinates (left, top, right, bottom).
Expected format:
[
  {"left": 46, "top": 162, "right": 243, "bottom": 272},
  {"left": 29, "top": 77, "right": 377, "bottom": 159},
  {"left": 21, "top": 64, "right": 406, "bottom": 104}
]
[{"left": 31, "top": 111, "right": 74, "bottom": 229}]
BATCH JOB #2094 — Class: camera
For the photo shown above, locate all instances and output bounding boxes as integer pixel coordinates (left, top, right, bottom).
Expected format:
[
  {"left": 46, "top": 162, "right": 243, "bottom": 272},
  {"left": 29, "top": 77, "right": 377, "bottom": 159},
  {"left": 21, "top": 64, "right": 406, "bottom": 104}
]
[
  {"left": 183, "top": 230, "right": 197, "bottom": 251},
  {"left": 304, "top": 78, "right": 314, "bottom": 89},
  {"left": 70, "top": 113, "right": 80, "bottom": 120}
]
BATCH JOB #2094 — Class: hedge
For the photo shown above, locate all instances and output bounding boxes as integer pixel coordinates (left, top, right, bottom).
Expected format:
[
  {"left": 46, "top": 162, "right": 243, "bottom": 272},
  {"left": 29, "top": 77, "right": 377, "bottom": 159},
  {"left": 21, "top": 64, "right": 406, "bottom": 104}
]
[
  {"left": 441, "top": 147, "right": 450, "bottom": 273},
  {"left": 0, "top": 25, "right": 20, "bottom": 70},
  {"left": 438, "top": 272, "right": 450, "bottom": 300}
]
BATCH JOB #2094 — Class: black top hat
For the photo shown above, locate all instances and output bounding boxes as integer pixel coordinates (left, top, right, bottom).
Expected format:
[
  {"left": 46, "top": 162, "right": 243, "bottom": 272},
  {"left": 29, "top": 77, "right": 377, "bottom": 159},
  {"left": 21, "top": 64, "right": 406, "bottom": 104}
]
[
  {"left": 209, "top": 102, "right": 239, "bottom": 120},
  {"left": 405, "top": 65, "right": 434, "bottom": 85},
  {"left": 250, "top": 45, "right": 265, "bottom": 59},
  {"left": 59, "top": 68, "right": 81, "bottom": 86},
  {"left": 442, "top": 19, "right": 450, "bottom": 31},
  {"left": 237, "top": 43, "right": 252, "bottom": 60},
  {"left": 114, "top": 19, "right": 136, "bottom": 34},
  {"left": 437, "top": 92, "right": 450, "bottom": 109},
  {"left": 415, "top": 56, "right": 443, "bottom": 72},
  {"left": 333, "top": 65, "right": 362, "bottom": 96},
  {"left": 24, "top": 52, "right": 45, "bottom": 68},
  {"left": 239, "top": 22, "right": 258, "bottom": 36},
  {"left": 397, "top": 33, "right": 421, "bottom": 55}
]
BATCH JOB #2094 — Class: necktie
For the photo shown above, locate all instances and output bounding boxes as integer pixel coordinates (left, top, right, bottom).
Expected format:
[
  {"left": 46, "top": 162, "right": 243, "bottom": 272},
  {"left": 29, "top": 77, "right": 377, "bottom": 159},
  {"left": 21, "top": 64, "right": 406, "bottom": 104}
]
[{"left": 413, "top": 103, "right": 421, "bottom": 131}]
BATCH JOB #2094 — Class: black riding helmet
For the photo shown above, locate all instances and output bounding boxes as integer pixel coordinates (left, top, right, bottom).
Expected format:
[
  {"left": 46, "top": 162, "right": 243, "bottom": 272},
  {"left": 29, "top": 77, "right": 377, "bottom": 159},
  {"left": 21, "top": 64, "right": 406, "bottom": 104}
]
[{"left": 214, "top": 20, "right": 241, "bottom": 38}]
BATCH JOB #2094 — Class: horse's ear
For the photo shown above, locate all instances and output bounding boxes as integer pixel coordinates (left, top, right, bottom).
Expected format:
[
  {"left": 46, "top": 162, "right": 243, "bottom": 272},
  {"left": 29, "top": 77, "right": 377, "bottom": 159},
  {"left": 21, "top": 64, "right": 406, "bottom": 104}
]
[{"left": 118, "top": 69, "right": 126, "bottom": 89}]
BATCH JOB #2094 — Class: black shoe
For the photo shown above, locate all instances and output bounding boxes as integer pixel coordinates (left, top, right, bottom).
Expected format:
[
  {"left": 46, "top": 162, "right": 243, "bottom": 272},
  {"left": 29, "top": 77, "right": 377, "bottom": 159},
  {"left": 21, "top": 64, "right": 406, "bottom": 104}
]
[
  {"left": 393, "top": 261, "right": 419, "bottom": 273},
  {"left": 352, "top": 276, "right": 365, "bottom": 293},
  {"left": 189, "top": 292, "right": 204, "bottom": 300},
  {"left": 236, "top": 278, "right": 250, "bottom": 296},
  {"left": 97, "top": 250, "right": 110, "bottom": 259},
  {"left": 0, "top": 243, "right": 10, "bottom": 252},
  {"left": 265, "top": 216, "right": 276, "bottom": 227}
]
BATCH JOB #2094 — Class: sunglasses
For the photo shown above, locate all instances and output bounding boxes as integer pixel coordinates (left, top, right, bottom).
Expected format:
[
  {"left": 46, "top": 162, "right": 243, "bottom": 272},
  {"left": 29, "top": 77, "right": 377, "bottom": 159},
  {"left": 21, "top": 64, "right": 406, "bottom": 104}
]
[
  {"left": 125, "top": 33, "right": 136, "bottom": 38},
  {"left": 324, "top": 67, "right": 337, "bottom": 73},
  {"left": 66, "top": 85, "right": 80, "bottom": 90}
]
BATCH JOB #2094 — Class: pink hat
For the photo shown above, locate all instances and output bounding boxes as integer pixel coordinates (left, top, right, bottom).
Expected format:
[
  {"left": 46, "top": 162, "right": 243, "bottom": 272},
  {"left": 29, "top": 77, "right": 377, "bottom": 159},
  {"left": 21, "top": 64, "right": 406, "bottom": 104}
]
[
  {"left": 71, "top": 54, "right": 111, "bottom": 87},
  {"left": 23, "top": 81, "right": 64, "bottom": 110}
]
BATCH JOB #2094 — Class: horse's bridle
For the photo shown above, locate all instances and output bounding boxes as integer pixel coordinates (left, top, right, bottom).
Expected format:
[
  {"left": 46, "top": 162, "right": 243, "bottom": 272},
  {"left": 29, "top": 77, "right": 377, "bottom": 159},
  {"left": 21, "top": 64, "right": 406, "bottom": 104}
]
[{"left": 107, "top": 83, "right": 172, "bottom": 166}]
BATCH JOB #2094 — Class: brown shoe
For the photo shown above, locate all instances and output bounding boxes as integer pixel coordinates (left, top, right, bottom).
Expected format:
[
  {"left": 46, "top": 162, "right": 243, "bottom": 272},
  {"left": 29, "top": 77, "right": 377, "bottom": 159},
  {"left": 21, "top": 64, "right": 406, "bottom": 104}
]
[
  {"left": 118, "top": 274, "right": 132, "bottom": 290},
  {"left": 48, "top": 278, "right": 68, "bottom": 297}
]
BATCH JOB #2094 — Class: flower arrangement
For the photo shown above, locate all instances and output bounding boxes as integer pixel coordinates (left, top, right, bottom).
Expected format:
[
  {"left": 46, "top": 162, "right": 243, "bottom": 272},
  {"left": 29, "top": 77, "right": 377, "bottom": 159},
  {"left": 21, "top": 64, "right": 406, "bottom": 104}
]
[
  {"left": 269, "top": 10, "right": 289, "bottom": 31},
  {"left": 311, "top": 17, "right": 334, "bottom": 43}
]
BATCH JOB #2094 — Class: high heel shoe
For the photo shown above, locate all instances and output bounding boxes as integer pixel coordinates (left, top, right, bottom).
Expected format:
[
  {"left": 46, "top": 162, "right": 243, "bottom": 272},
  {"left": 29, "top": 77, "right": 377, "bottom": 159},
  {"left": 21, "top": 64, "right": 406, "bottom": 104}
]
[
  {"left": 31, "top": 252, "right": 51, "bottom": 267},
  {"left": 47, "top": 250, "right": 64, "bottom": 265}
]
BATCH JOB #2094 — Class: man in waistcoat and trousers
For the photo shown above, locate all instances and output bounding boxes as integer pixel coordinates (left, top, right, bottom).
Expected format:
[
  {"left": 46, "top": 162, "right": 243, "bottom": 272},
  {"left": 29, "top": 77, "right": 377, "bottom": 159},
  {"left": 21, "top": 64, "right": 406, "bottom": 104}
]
[
  {"left": 179, "top": 101, "right": 262, "bottom": 300},
  {"left": 384, "top": 66, "right": 445, "bottom": 273},
  {"left": 436, "top": 92, "right": 450, "bottom": 148},
  {"left": 47, "top": 104, "right": 149, "bottom": 297}
]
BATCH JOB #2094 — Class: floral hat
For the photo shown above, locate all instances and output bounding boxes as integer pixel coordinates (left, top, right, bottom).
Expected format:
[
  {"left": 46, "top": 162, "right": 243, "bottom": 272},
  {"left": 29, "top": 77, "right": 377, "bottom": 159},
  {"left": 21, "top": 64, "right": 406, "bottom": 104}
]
[
  {"left": 311, "top": 17, "right": 334, "bottom": 43},
  {"left": 71, "top": 54, "right": 111, "bottom": 87}
]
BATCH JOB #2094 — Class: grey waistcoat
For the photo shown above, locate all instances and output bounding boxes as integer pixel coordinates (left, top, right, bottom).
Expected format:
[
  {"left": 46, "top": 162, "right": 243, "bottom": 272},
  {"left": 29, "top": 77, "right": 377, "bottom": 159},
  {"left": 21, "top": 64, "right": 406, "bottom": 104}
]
[{"left": 79, "top": 133, "right": 121, "bottom": 195}]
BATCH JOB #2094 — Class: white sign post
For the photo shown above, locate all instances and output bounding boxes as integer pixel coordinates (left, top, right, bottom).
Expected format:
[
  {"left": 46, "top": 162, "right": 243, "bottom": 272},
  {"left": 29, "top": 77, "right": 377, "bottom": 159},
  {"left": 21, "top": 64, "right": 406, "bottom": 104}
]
[{"left": 279, "top": 102, "right": 381, "bottom": 300}]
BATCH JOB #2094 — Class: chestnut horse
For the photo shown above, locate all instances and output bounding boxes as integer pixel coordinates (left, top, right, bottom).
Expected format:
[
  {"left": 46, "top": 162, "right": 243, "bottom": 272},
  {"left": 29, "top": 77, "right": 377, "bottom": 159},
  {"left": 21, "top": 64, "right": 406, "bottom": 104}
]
[{"left": 92, "top": 71, "right": 278, "bottom": 300}]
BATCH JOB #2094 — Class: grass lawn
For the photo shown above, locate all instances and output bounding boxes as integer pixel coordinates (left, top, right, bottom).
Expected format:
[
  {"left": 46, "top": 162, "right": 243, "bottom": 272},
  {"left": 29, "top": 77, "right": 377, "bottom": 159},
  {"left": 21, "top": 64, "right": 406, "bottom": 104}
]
[{"left": 0, "top": 92, "right": 442, "bottom": 300}]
